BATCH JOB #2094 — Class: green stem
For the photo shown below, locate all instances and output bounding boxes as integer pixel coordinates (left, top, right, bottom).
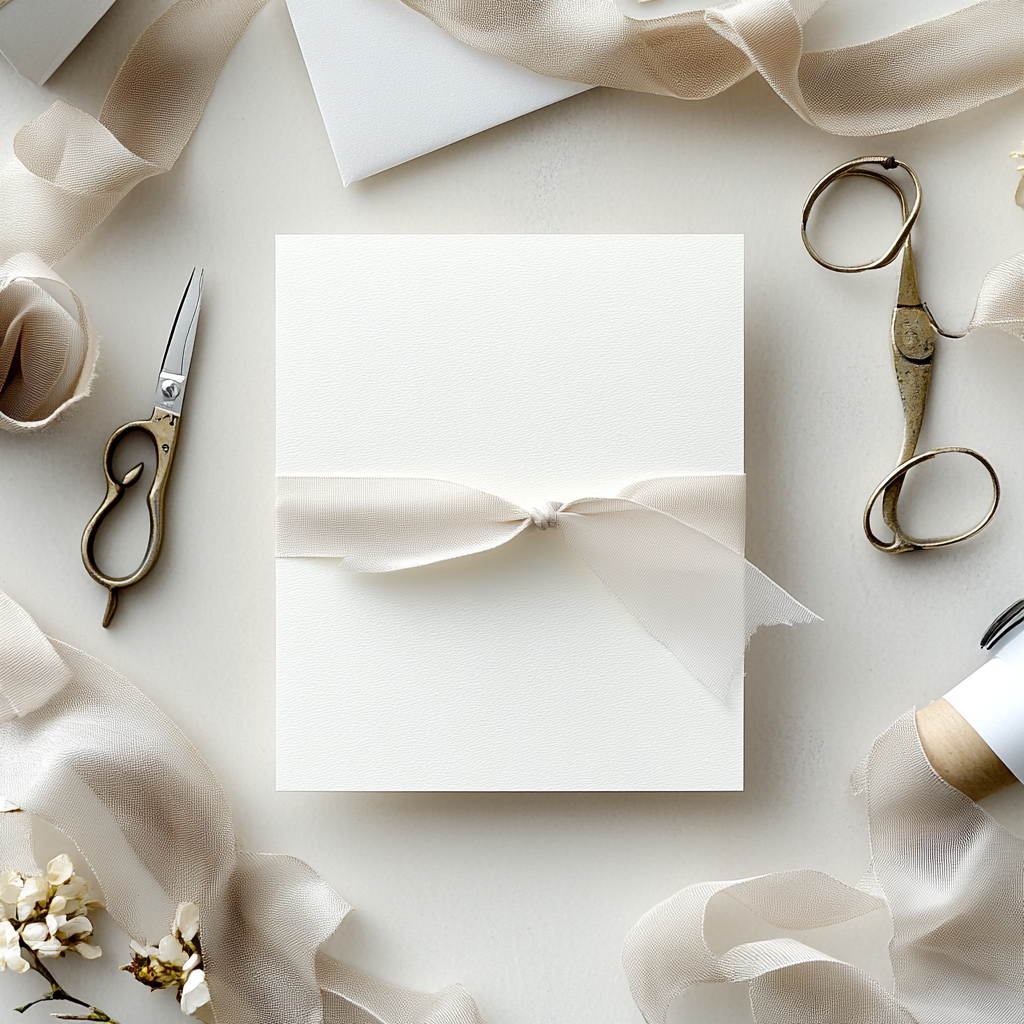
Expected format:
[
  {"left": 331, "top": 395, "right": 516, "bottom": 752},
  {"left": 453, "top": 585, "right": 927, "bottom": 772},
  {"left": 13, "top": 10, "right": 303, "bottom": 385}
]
[
  {"left": 50, "top": 1013, "right": 118, "bottom": 1022},
  {"left": 12, "top": 947, "right": 122, "bottom": 1024}
]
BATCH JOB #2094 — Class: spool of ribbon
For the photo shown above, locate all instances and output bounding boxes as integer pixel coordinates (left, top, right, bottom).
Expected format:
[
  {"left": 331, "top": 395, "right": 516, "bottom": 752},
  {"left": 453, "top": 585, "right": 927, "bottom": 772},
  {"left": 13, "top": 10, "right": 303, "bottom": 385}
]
[
  {"left": 0, "top": 589, "right": 487, "bottom": 1024},
  {"left": 913, "top": 624, "right": 1024, "bottom": 802},
  {"left": 275, "top": 474, "right": 819, "bottom": 699}
]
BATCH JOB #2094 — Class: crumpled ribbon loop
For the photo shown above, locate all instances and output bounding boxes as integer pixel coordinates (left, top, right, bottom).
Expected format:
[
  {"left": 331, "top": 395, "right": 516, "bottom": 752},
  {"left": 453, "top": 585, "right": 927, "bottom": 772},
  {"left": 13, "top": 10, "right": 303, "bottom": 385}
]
[
  {"left": 704, "top": 0, "right": 811, "bottom": 124},
  {"left": 0, "top": 252, "right": 97, "bottom": 433},
  {"left": 622, "top": 711, "right": 1024, "bottom": 1023},
  {"left": 0, "top": 590, "right": 487, "bottom": 1024},
  {"left": 405, "top": 0, "right": 1024, "bottom": 137},
  {"left": 623, "top": 870, "right": 909, "bottom": 1024},
  {"left": 0, "top": 0, "right": 268, "bottom": 432},
  {"left": 275, "top": 475, "right": 819, "bottom": 699}
]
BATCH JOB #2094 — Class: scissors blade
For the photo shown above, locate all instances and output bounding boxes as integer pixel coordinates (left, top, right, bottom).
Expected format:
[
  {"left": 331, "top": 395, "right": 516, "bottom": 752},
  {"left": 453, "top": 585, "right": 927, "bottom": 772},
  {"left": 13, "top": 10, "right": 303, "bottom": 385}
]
[{"left": 155, "top": 267, "right": 203, "bottom": 415}]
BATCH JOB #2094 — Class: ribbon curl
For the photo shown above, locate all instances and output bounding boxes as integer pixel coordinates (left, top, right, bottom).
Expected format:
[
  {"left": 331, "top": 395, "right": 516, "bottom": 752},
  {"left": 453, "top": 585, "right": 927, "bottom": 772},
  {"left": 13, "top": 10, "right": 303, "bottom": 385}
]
[
  {"left": 622, "top": 711, "right": 1024, "bottom": 1023},
  {"left": 404, "top": 0, "right": 1024, "bottom": 138},
  {"left": 0, "top": 590, "right": 487, "bottom": 1024},
  {"left": 0, "top": 0, "right": 269, "bottom": 432},
  {"left": 275, "top": 474, "right": 819, "bottom": 699}
]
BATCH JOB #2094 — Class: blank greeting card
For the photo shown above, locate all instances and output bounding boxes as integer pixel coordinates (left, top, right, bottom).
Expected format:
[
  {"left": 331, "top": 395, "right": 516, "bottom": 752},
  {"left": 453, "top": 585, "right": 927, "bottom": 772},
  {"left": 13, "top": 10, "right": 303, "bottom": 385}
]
[
  {"left": 285, "top": 0, "right": 590, "bottom": 184},
  {"left": 276, "top": 234, "right": 746, "bottom": 791}
]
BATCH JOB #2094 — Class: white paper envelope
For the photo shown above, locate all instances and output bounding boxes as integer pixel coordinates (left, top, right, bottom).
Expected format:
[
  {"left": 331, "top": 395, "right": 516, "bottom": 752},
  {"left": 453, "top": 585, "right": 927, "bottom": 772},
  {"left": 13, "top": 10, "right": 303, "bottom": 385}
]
[
  {"left": 276, "top": 234, "right": 745, "bottom": 791},
  {"left": 284, "top": 0, "right": 591, "bottom": 185},
  {"left": 0, "top": 0, "right": 116, "bottom": 84}
]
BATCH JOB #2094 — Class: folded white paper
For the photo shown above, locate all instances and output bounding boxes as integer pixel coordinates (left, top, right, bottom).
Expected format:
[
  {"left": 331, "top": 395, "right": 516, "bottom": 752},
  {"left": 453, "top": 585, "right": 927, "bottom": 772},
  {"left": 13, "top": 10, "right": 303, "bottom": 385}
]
[
  {"left": 276, "top": 234, "right": 745, "bottom": 791},
  {"left": 284, "top": 0, "right": 590, "bottom": 185},
  {"left": 0, "top": 0, "right": 115, "bottom": 84}
]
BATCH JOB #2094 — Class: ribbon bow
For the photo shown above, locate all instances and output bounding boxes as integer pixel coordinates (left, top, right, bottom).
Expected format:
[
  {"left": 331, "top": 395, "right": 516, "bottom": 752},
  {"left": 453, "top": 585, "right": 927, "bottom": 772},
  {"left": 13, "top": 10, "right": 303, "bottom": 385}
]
[{"left": 275, "top": 474, "right": 818, "bottom": 698}]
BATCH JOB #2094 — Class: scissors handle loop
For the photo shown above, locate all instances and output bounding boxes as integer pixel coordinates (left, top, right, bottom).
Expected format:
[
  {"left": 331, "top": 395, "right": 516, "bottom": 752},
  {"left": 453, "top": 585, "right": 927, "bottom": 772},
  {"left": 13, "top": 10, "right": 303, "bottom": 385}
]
[
  {"left": 801, "top": 156, "right": 922, "bottom": 273},
  {"left": 81, "top": 407, "right": 180, "bottom": 626},
  {"left": 863, "top": 446, "right": 1000, "bottom": 554}
]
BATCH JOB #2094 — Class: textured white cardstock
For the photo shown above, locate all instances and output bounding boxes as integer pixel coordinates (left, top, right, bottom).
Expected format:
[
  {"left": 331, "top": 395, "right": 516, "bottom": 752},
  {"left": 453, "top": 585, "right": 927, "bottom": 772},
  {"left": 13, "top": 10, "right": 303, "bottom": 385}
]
[
  {"left": 284, "top": 0, "right": 590, "bottom": 185},
  {"left": 0, "top": 0, "right": 115, "bottom": 84},
  {"left": 276, "top": 234, "right": 744, "bottom": 791}
]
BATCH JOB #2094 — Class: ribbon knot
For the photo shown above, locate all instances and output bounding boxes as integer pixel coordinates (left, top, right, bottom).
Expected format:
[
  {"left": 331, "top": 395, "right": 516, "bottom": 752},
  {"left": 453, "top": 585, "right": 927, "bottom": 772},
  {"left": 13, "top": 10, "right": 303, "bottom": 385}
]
[
  {"left": 275, "top": 475, "right": 819, "bottom": 698},
  {"left": 527, "top": 502, "right": 561, "bottom": 531}
]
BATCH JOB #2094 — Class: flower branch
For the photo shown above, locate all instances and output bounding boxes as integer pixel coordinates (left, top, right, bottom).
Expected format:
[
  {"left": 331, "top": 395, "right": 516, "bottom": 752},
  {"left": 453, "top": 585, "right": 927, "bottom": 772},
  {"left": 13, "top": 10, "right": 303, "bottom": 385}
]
[{"left": 2, "top": 855, "right": 118, "bottom": 1022}]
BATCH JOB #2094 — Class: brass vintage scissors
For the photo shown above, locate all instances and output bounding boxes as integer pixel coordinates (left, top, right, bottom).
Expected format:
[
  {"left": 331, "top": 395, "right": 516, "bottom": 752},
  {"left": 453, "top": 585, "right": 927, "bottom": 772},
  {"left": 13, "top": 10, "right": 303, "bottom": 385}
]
[
  {"left": 82, "top": 268, "right": 203, "bottom": 626},
  {"left": 802, "top": 157, "right": 999, "bottom": 554}
]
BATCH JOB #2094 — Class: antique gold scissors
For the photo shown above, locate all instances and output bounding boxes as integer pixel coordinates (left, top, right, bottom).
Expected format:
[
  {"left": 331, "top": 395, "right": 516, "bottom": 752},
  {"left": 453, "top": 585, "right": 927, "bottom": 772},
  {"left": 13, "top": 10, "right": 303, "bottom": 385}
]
[
  {"left": 82, "top": 268, "right": 203, "bottom": 626},
  {"left": 802, "top": 157, "right": 999, "bottom": 554}
]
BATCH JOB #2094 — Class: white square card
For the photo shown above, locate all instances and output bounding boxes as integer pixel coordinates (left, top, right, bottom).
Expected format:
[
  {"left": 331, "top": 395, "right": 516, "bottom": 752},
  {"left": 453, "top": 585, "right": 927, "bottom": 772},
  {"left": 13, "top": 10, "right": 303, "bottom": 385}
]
[
  {"left": 284, "top": 0, "right": 590, "bottom": 184},
  {"left": 276, "top": 234, "right": 744, "bottom": 790},
  {"left": 0, "top": 0, "right": 116, "bottom": 84}
]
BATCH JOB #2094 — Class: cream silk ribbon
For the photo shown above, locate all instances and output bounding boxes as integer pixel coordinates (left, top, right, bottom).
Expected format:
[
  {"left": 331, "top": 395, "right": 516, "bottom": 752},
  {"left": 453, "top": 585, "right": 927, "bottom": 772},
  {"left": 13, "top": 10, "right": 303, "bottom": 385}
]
[
  {"left": 405, "top": 0, "right": 1024, "bottom": 137},
  {"left": 275, "top": 474, "right": 819, "bottom": 699},
  {"left": 0, "top": 0, "right": 268, "bottom": 432},
  {"left": 0, "top": 589, "right": 488, "bottom": 1024},
  {"left": 622, "top": 710, "right": 1024, "bottom": 1023}
]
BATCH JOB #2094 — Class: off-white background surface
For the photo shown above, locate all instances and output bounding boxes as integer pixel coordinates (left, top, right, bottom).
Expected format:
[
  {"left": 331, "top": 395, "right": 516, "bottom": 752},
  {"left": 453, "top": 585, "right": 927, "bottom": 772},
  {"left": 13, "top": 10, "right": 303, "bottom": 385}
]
[
  {"left": 3, "top": 1, "right": 1024, "bottom": 1021},
  {"left": 276, "top": 234, "right": 745, "bottom": 791}
]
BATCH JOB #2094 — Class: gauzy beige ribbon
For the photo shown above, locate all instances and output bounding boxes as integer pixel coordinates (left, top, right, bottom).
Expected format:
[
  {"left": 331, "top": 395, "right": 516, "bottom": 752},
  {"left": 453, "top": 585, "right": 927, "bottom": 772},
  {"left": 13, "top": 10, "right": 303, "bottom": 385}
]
[
  {"left": 0, "top": 0, "right": 268, "bottom": 432},
  {"left": 622, "top": 710, "right": 1024, "bottom": 1023},
  {"left": 0, "top": 589, "right": 488, "bottom": 1024},
  {"left": 404, "top": 0, "right": 1024, "bottom": 138},
  {"left": 275, "top": 474, "right": 819, "bottom": 699}
]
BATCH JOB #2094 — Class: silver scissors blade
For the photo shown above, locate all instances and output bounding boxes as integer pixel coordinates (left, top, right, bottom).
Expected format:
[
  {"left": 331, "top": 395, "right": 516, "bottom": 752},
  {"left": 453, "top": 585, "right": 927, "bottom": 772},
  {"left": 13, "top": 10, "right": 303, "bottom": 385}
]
[{"left": 155, "top": 267, "right": 203, "bottom": 415}]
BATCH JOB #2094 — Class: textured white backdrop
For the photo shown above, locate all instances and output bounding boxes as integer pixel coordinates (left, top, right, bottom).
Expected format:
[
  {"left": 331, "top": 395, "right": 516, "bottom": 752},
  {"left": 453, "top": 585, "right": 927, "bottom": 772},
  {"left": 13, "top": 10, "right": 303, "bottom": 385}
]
[{"left": 3, "top": 1, "right": 1024, "bottom": 1022}]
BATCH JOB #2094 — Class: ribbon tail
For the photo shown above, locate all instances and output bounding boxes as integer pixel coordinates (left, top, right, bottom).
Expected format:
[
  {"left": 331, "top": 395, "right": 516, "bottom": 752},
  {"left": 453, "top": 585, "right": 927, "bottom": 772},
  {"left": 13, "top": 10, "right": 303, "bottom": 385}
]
[
  {"left": 965, "top": 248, "right": 1024, "bottom": 341},
  {"left": 559, "top": 503, "right": 818, "bottom": 699},
  {"left": 744, "top": 560, "right": 820, "bottom": 646}
]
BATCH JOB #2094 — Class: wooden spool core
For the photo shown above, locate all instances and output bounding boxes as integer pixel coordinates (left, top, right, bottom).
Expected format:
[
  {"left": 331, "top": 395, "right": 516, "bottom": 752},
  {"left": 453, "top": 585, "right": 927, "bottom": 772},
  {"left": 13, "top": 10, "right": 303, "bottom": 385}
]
[{"left": 916, "top": 699, "right": 1017, "bottom": 802}]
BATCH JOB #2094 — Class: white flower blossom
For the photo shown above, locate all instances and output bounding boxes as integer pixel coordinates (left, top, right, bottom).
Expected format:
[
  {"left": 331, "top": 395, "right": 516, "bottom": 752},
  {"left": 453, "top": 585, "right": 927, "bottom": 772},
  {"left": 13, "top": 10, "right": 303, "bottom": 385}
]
[
  {"left": 16, "top": 874, "right": 48, "bottom": 920},
  {"left": 46, "top": 854, "right": 74, "bottom": 886},
  {"left": 0, "top": 919, "right": 29, "bottom": 973},
  {"left": 174, "top": 902, "right": 200, "bottom": 943},
  {"left": 180, "top": 969, "right": 211, "bottom": 1016},
  {"left": 123, "top": 902, "right": 211, "bottom": 1016},
  {"left": 0, "top": 856, "right": 102, "bottom": 961},
  {"left": 21, "top": 918, "right": 65, "bottom": 958},
  {"left": 0, "top": 868, "right": 22, "bottom": 908}
]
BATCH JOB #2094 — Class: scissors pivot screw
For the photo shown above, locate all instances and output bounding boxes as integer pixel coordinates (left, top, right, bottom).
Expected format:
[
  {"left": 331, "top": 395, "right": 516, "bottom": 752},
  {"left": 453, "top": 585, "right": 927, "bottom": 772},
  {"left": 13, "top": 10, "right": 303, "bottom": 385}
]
[{"left": 160, "top": 379, "right": 181, "bottom": 400}]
